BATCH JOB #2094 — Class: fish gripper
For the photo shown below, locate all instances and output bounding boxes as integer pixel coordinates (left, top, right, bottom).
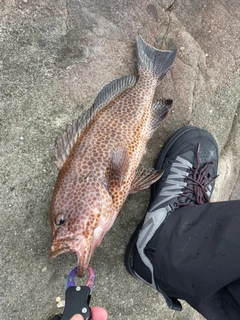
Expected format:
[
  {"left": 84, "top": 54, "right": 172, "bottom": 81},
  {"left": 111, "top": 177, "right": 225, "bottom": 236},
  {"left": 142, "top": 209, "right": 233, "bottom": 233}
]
[{"left": 51, "top": 266, "right": 95, "bottom": 320}]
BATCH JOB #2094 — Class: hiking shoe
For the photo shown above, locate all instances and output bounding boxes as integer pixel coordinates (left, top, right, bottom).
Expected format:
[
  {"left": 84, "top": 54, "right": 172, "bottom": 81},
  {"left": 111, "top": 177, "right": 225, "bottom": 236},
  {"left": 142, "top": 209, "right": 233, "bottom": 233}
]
[{"left": 124, "top": 126, "right": 218, "bottom": 310}]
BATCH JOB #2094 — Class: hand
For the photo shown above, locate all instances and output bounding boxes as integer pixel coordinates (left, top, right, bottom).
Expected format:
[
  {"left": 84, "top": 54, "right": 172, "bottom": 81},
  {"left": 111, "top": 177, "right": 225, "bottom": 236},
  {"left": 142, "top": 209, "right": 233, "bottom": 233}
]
[{"left": 70, "top": 307, "right": 108, "bottom": 320}]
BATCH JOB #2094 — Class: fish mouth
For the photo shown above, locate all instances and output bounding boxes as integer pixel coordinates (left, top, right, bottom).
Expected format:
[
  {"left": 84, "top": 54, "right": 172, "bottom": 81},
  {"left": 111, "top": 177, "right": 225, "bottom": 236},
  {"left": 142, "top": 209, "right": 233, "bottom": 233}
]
[
  {"left": 50, "top": 246, "right": 71, "bottom": 258},
  {"left": 50, "top": 237, "right": 91, "bottom": 277},
  {"left": 50, "top": 237, "right": 78, "bottom": 258},
  {"left": 50, "top": 238, "right": 90, "bottom": 276}
]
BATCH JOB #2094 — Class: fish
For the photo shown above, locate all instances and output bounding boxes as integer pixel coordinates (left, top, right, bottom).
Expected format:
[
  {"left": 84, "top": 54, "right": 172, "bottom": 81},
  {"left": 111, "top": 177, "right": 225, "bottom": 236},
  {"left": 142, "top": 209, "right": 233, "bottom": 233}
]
[{"left": 50, "top": 35, "right": 177, "bottom": 276}]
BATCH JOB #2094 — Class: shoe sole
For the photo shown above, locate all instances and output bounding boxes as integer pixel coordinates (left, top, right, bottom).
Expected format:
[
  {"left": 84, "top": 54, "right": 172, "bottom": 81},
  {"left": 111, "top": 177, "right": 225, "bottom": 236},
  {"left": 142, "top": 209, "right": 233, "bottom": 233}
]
[{"left": 124, "top": 126, "right": 205, "bottom": 280}]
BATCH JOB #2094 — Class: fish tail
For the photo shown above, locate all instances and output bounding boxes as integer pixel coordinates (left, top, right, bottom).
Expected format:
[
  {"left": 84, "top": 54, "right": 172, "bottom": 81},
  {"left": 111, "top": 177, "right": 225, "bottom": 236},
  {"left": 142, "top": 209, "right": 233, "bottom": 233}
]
[{"left": 136, "top": 35, "right": 177, "bottom": 83}]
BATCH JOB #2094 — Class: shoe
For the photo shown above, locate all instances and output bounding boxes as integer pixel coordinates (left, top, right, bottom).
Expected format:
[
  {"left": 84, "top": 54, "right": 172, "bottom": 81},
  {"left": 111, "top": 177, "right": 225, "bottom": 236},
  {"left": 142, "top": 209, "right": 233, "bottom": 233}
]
[{"left": 124, "top": 126, "right": 218, "bottom": 310}]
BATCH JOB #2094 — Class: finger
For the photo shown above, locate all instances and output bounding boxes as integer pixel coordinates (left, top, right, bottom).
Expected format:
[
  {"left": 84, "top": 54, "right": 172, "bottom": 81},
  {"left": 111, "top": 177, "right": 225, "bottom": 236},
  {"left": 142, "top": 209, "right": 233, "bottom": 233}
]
[
  {"left": 70, "top": 315, "right": 83, "bottom": 320},
  {"left": 91, "top": 306, "right": 108, "bottom": 319},
  {"left": 69, "top": 307, "right": 108, "bottom": 320}
]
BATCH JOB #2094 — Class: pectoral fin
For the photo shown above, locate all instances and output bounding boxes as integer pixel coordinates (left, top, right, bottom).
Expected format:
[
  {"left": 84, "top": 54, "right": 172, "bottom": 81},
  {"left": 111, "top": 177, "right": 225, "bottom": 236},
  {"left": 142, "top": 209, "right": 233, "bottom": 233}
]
[
  {"left": 130, "top": 165, "right": 163, "bottom": 193},
  {"left": 109, "top": 145, "right": 129, "bottom": 190}
]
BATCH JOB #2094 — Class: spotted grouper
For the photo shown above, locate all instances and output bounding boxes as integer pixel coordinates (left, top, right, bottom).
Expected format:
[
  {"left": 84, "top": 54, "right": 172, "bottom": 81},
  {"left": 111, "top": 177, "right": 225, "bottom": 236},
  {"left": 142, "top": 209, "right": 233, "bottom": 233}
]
[{"left": 50, "top": 35, "right": 177, "bottom": 276}]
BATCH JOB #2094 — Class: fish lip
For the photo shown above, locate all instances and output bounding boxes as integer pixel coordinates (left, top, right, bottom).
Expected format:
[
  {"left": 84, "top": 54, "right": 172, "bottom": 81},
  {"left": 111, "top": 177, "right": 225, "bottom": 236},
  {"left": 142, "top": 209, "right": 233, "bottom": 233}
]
[
  {"left": 50, "top": 236, "right": 78, "bottom": 258},
  {"left": 50, "top": 246, "right": 71, "bottom": 258}
]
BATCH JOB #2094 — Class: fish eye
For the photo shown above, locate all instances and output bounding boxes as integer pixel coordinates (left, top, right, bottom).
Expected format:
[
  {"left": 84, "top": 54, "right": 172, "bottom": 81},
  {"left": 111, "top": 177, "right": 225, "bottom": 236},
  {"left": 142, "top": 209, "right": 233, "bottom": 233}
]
[{"left": 55, "top": 214, "right": 66, "bottom": 226}]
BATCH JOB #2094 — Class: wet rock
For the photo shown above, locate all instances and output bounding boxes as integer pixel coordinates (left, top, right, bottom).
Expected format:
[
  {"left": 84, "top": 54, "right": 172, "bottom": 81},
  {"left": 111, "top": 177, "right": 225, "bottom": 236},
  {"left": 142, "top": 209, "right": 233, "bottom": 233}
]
[{"left": 0, "top": 1, "right": 239, "bottom": 319}]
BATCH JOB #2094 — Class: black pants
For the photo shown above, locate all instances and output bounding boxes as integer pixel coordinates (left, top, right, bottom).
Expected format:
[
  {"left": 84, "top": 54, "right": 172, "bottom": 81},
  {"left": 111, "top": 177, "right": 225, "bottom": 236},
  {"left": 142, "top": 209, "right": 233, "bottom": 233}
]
[{"left": 152, "top": 200, "right": 240, "bottom": 320}]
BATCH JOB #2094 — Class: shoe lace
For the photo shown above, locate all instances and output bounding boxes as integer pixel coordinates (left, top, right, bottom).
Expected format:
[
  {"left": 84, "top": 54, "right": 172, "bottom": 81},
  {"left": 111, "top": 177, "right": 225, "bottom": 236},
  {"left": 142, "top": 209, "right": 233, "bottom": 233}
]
[
  {"left": 156, "top": 143, "right": 218, "bottom": 211},
  {"left": 179, "top": 144, "right": 218, "bottom": 206}
]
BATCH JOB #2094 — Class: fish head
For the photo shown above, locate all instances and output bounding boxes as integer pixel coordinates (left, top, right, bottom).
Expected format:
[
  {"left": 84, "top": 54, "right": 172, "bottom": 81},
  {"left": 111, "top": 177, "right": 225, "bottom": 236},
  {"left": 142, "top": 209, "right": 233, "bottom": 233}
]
[{"left": 50, "top": 172, "right": 113, "bottom": 276}]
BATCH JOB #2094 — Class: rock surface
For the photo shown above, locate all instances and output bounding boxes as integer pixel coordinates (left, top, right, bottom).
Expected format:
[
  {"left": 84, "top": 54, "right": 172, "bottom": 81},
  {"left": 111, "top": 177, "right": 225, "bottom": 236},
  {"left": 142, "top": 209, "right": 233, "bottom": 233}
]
[{"left": 0, "top": 0, "right": 239, "bottom": 319}]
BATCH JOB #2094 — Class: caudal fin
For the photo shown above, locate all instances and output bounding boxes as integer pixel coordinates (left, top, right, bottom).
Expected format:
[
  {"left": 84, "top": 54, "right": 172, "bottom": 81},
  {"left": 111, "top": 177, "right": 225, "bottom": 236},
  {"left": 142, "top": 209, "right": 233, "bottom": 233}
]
[{"left": 136, "top": 35, "right": 177, "bottom": 83}]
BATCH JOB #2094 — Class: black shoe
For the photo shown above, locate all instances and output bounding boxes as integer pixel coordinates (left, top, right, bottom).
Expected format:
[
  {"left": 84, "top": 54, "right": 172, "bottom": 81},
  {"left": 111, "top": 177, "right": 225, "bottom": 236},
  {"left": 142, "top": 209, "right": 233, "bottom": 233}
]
[{"left": 124, "top": 126, "right": 218, "bottom": 310}]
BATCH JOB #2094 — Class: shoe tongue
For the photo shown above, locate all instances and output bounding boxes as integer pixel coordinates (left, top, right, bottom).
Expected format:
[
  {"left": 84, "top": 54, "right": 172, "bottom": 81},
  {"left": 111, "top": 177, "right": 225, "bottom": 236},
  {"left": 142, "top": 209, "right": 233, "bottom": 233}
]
[
  {"left": 178, "top": 188, "right": 195, "bottom": 205},
  {"left": 178, "top": 149, "right": 195, "bottom": 165}
]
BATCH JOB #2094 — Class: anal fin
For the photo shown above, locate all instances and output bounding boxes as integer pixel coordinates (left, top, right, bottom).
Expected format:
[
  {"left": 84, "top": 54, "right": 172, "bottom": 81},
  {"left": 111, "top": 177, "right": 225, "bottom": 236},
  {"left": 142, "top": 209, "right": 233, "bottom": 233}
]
[
  {"left": 149, "top": 99, "right": 172, "bottom": 138},
  {"left": 130, "top": 165, "right": 164, "bottom": 194}
]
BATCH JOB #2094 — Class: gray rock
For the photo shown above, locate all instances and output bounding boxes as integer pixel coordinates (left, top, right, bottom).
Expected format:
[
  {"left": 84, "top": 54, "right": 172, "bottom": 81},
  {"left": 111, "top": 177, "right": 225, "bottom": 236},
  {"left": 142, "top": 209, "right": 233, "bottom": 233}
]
[{"left": 0, "top": 0, "right": 239, "bottom": 319}]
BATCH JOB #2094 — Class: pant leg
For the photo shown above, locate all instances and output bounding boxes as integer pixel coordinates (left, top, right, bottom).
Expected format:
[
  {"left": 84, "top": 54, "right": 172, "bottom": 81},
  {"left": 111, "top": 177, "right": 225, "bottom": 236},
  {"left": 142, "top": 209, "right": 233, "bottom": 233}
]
[
  {"left": 196, "top": 280, "right": 240, "bottom": 320},
  {"left": 151, "top": 200, "right": 240, "bottom": 319}
]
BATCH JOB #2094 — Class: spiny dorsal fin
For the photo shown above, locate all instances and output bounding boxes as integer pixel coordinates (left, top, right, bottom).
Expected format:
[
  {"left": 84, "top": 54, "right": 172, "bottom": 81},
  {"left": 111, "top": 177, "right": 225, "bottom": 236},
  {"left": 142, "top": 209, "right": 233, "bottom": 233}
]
[
  {"left": 55, "top": 75, "right": 136, "bottom": 169},
  {"left": 149, "top": 99, "right": 172, "bottom": 138},
  {"left": 130, "top": 165, "right": 164, "bottom": 194}
]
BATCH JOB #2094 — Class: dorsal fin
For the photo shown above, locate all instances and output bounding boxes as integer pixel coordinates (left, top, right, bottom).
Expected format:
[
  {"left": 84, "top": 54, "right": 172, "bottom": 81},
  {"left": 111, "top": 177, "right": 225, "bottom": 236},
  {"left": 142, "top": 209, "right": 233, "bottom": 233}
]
[
  {"left": 93, "top": 75, "right": 136, "bottom": 111},
  {"left": 55, "top": 75, "right": 136, "bottom": 169}
]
